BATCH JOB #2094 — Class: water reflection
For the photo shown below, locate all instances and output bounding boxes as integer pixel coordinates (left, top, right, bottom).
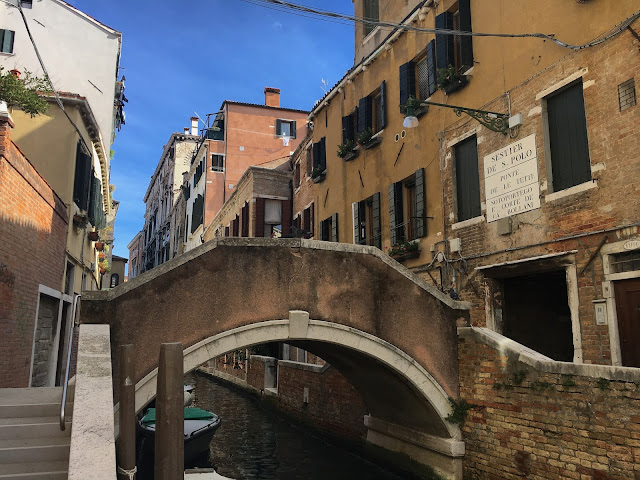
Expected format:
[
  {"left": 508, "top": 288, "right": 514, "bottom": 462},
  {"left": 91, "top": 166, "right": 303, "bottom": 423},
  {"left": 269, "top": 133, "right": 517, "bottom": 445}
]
[{"left": 190, "top": 372, "right": 409, "bottom": 480}]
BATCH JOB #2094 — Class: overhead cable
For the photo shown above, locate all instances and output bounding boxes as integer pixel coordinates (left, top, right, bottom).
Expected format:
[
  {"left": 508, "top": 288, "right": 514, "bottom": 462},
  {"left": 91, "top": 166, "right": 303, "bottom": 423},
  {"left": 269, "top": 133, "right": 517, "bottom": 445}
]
[{"left": 240, "top": 0, "right": 640, "bottom": 51}]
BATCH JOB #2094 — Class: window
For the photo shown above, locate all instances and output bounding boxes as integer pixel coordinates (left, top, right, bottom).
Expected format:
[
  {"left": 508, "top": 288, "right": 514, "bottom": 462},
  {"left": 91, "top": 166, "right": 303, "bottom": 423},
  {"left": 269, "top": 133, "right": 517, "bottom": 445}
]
[
  {"left": 20, "top": 1, "right": 32, "bottom": 8},
  {"left": 454, "top": 135, "right": 481, "bottom": 222},
  {"left": 363, "top": 0, "right": 379, "bottom": 37},
  {"left": 358, "top": 81, "right": 386, "bottom": 136},
  {"left": 255, "top": 198, "right": 283, "bottom": 238},
  {"left": 388, "top": 169, "right": 425, "bottom": 245},
  {"left": 232, "top": 215, "right": 239, "bottom": 236},
  {"left": 73, "top": 141, "right": 92, "bottom": 211},
  {"left": 320, "top": 214, "right": 338, "bottom": 242},
  {"left": 206, "top": 119, "right": 224, "bottom": 140},
  {"left": 342, "top": 110, "right": 358, "bottom": 144},
  {"left": 240, "top": 202, "right": 250, "bottom": 237},
  {"left": 88, "top": 175, "right": 106, "bottom": 229},
  {"left": 276, "top": 119, "right": 296, "bottom": 138},
  {"left": 545, "top": 80, "right": 591, "bottom": 192},
  {"left": 191, "top": 194, "right": 204, "bottom": 233},
  {"left": 211, "top": 154, "right": 224, "bottom": 172},
  {"left": 194, "top": 157, "right": 205, "bottom": 185},
  {"left": 294, "top": 162, "right": 300, "bottom": 188},
  {"left": 303, "top": 204, "right": 314, "bottom": 236},
  {"left": 306, "top": 144, "right": 313, "bottom": 175},
  {"left": 353, "top": 193, "right": 381, "bottom": 248},
  {"left": 435, "top": 0, "right": 473, "bottom": 73},
  {"left": 400, "top": 41, "right": 436, "bottom": 111},
  {"left": 110, "top": 274, "right": 120, "bottom": 288},
  {"left": 312, "top": 137, "right": 326, "bottom": 172},
  {"left": 1, "top": 30, "right": 15, "bottom": 54},
  {"left": 618, "top": 78, "right": 636, "bottom": 112}
]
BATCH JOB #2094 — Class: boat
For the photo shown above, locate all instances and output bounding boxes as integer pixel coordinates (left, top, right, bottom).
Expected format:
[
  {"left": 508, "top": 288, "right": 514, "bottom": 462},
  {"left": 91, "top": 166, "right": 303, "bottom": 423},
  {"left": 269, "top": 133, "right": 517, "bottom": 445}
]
[{"left": 137, "top": 406, "right": 222, "bottom": 464}]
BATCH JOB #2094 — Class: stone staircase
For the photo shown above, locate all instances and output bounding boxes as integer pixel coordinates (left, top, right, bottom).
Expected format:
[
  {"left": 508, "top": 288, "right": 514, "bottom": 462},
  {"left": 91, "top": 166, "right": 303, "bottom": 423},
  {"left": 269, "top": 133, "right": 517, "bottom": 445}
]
[{"left": 0, "top": 386, "right": 73, "bottom": 479}]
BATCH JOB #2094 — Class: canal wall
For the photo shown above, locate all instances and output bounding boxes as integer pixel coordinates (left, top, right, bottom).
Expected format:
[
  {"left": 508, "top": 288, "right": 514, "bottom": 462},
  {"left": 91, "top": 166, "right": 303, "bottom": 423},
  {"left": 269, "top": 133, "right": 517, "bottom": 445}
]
[
  {"left": 458, "top": 327, "right": 640, "bottom": 480},
  {"left": 201, "top": 354, "right": 368, "bottom": 440}
]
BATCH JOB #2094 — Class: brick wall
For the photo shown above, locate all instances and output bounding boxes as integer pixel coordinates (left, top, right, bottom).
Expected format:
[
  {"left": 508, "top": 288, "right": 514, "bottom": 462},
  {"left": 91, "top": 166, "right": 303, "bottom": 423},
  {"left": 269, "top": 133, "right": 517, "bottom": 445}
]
[
  {"left": 458, "top": 330, "right": 640, "bottom": 480},
  {"left": 275, "top": 361, "right": 368, "bottom": 439},
  {"left": 436, "top": 30, "right": 640, "bottom": 365},
  {"left": 0, "top": 115, "right": 68, "bottom": 387}
]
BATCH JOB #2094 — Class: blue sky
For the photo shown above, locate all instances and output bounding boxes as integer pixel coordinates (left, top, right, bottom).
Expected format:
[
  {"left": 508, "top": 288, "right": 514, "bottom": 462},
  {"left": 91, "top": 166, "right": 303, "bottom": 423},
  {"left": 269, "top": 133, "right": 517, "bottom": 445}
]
[{"left": 66, "top": 0, "right": 355, "bottom": 260}]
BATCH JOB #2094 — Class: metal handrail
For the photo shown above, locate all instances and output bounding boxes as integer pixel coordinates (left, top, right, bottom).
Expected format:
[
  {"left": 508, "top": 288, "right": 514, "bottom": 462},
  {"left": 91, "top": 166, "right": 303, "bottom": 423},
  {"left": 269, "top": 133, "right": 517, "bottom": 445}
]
[{"left": 60, "top": 293, "right": 81, "bottom": 431}]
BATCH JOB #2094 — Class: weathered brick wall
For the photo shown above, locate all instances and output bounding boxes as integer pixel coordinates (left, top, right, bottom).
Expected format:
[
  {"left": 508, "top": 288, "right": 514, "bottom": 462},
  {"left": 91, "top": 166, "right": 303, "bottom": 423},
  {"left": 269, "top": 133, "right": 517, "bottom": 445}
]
[
  {"left": 246, "top": 357, "right": 266, "bottom": 390},
  {"left": 458, "top": 331, "right": 640, "bottom": 480},
  {"left": 437, "top": 30, "right": 640, "bottom": 365},
  {"left": 212, "top": 354, "right": 247, "bottom": 381},
  {"left": 0, "top": 116, "right": 68, "bottom": 387},
  {"left": 276, "top": 362, "right": 368, "bottom": 439}
]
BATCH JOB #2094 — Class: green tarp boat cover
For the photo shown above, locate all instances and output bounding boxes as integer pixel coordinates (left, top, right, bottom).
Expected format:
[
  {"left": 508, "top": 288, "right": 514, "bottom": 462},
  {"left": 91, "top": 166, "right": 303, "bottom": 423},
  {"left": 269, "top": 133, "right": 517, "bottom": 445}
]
[{"left": 141, "top": 407, "right": 215, "bottom": 426}]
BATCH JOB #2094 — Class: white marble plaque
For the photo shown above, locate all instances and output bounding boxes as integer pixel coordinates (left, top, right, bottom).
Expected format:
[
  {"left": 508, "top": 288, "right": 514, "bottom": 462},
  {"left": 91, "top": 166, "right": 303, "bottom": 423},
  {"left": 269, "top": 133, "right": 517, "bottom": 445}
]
[{"left": 484, "top": 134, "right": 540, "bottom": 222}]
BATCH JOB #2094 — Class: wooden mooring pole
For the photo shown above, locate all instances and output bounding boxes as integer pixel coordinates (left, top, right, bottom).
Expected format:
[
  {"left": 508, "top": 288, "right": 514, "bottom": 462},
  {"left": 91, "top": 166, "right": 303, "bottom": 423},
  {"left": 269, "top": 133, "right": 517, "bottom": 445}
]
[
  {"left": 117, "top": 344, "right": 136, "bottom": 479},
  {"left": 155, "top": 342, "right": 184, "bottom": 480}
]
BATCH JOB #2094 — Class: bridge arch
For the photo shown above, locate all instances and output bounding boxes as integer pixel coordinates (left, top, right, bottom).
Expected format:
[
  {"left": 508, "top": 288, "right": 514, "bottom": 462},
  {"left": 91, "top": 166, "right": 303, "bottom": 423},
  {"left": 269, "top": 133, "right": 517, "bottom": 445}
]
[{"left": 82, "top": 238, "right": 469, "bottom": 478}]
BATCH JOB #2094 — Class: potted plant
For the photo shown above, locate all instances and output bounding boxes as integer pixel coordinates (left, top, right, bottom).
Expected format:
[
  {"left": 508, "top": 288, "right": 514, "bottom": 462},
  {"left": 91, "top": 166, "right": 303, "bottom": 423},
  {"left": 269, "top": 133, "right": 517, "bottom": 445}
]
[
  {"left": 357, "top": 128, "right": 381, "bottom": 149},
  {"left": 72, "top": 213, "right": 88, "bottom": 228},
  {"left": 436, "top": 65, "right": 469, "bottom": 95},
  {"left": 95, "top": 241, "right": 104, "bottom": 251},
  {"left": 311, "top": 165, "right": 326, "bottom": 183},
  {"left": 337, "top": 139, "right": 358, "bottom": 161},
  {"left": 88, "top": 231, "right": 99, "bottom": 242},
  {"left": 388, "top": 240, "right": 420, "bottom": 261}
]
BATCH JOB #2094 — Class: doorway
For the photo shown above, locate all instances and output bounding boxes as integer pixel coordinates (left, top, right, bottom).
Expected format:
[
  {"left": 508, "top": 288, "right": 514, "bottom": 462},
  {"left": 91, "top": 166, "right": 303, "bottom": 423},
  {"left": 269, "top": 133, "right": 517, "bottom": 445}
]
[
  {"left": 614, "top": 278, "right": 640, "bottom": 367},
  {"left": 502, "top": 270, "right": 574, "bottom": 361}
]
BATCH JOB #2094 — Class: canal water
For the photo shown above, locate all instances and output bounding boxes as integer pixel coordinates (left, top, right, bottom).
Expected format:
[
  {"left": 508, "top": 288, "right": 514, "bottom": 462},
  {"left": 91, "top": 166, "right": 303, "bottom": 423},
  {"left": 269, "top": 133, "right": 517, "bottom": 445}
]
[{"left": 186, "top": 372, "right": 411, "bottom": 480}]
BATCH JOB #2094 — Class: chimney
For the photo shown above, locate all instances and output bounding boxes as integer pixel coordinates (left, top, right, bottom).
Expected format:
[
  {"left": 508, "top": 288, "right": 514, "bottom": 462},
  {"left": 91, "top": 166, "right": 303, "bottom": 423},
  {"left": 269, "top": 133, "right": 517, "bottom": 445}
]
[
  {"left": 190, "top": 116, "right": 199, "bottom": 136},
  {"left": 264, "top": 87, "right": 281, "bottom": 108},
  {"left": 184, "top": 128, "right": 190, "bottom": 135}
]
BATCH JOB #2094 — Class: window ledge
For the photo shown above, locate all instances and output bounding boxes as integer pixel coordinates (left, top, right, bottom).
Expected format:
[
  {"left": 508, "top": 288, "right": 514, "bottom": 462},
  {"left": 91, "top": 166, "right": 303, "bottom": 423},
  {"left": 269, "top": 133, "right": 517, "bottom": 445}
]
[
  {"left": 362, "top": 26, "right": 382, "bottom": 45},
  {"left": 0, "top": 52, "right": 15, "bottom": 57},
  {"left": 544, "top": 180, "right": 597, "bottom": 203},
  {"left": 451, "top": 215, "right": 485, "bottom": 230}
]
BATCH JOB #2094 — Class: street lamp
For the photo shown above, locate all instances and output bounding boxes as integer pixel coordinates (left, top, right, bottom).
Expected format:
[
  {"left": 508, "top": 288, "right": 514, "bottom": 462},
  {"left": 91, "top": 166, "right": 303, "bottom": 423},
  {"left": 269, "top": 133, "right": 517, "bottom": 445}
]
[{"left": 402, "top": 96, "right": 515, "bottom": 136}]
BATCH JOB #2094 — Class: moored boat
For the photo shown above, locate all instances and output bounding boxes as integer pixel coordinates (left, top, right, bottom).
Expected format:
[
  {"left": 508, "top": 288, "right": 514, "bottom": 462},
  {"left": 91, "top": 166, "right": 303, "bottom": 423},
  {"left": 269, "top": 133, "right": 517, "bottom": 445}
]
[{"left": 138, "top": 406, "right": 222, "bottom": 464}]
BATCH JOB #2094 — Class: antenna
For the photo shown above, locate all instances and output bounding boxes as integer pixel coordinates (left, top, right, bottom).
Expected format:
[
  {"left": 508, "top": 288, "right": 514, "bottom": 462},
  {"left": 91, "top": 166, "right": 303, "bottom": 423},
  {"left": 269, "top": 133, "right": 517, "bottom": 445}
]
[{"left": 320, "top": 78, "right": 328, "bottom": 94}]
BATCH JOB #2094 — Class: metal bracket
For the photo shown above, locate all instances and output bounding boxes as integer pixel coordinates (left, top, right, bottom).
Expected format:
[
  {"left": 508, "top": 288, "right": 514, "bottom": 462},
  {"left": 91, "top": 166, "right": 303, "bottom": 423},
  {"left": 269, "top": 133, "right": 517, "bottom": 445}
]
[{"left": 421, "top": 100, "right": 510, "bottom": 135}]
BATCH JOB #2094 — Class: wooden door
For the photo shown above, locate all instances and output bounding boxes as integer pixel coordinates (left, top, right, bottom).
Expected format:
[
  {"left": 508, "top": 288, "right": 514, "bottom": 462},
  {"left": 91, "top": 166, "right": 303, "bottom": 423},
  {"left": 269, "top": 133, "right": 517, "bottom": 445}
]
[{"left": 615, "top": 278, "right": 640, "bottom": 367}]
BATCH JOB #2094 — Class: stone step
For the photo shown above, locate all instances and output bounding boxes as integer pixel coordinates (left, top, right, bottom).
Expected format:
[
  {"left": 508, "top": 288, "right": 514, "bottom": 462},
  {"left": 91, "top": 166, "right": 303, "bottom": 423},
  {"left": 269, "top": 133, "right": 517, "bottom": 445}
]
[
  {"left": 0, "top": 387, "right": 73, "bottom": 405},
  {"left": 0, "top": 402, "right": 73, "bottom": 419},
  {"left": 0, "top": 460, "right": 68, "bottom": 477},
  {"left": 0, "top": 441, "right": 70, "bottom": 464},
  {"left": 0, "top": 421, "right": 71, "bottom": 440}
]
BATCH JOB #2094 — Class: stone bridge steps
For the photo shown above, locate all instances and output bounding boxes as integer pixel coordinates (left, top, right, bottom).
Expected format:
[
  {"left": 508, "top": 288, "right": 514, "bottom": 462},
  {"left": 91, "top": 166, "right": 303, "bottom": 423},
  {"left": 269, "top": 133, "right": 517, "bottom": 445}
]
[{"left": 0, "top": 387, "right": 73, "bottom": 480}]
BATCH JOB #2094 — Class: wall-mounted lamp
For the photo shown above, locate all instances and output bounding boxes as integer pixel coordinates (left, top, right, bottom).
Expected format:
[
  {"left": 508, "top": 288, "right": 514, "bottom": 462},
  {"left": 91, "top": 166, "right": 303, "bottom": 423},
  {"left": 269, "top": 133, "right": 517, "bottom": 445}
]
[{"left": 402, "top": 96, "right": 518, "bottom": 136}]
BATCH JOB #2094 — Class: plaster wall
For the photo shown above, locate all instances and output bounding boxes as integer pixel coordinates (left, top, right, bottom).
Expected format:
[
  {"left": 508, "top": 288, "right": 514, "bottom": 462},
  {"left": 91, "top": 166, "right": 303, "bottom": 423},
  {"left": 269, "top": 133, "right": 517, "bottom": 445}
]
[{"left": 0, "top": 0, "right": 121, "bottom": 146}]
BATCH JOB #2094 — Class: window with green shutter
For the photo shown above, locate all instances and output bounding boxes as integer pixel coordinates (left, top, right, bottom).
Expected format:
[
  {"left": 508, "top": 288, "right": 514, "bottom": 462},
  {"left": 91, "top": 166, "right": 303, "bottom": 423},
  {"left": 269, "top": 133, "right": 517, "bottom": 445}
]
[
  {"left": 1, "top": 30, "right": 14, "bottom": 54},
  {"left": 276, "top": 119, "right": 297, "bottom": 139},
  {"left": 388, "top": 169, "right": 426, "bottom": 244},
  {"left": 73, "top": 141, "right": 92, "bottom": 211},
  {"left": 435, "top": 1, "right": 474, "bottom": 73},
  {"left": 363, "top": 0, "right": 379, "bottom": 37},
  {"left": 353, "top": 193, "right": 381, "bottom": 248},
  {"left": 545, "top": 80, "right": 591, "bottom": 192},
  {"left": 358, "top": 82, "right": 386, "bottom": 135},
  {"left": 454, "top": 135, "right": 481, "bottom": 222}
]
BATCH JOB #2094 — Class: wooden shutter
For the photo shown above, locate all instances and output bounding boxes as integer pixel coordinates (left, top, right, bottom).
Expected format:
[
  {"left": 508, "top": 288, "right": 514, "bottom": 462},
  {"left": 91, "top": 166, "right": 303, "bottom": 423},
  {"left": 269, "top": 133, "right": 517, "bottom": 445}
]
[
  {"left": 380, "top": 80, "right": 387, "bottom": 129},
  {"left": 414, "top": 168, "right": 426, "bottom": 238},
  {"left": 225, "top": 226, "right": 229, "bottom": 237},
  {"left": 303, "top": 207, "right": 311, "bottom": 232},
  {"left": 342, "top": 114, "right": 355, "bottom": 143},
  {"left": 458, "top": 0, "right": 474, "bottom": 70},
  {"left": 455, "top": 135, "right": 481, "bottom": 221},
  {"left": 372, "top": 192, "right": 381, "bottom": 249},
  {"left": 353, "top": 203, "right": 361, "bottom": 244},
  {"left": 275, "top": 119, "right": 282, "bottom": 136},
  {"left": 399, "top": 61, "right": 416, "bottom": 111},
  {"left": 306, "top": 147, "right": 313, "bottom": 174},
  {"left": 281, "top": 199, "right": 291, "bottom": 236},
  {"left": 331, "top": 213, "right": 338, "bottom": 242},
  {"left": 312, "top": 142, "right": 321, "bottom": 169},
  {"left": 310, "top": 203, "right": 315, "bottom": 237},
  {"left": 435, "top": 12, "right": 455, "bottom": 70},
  {"left": 358, "top": 97, "right": 372, "bottom": 133},
  {"left": 388, "top": 183, "right": 397, "bottom": 246},
  {"left": 73, "top": 141, "right": 92, "bottom": 211},
  {"left": 321, "top": 219, "right": 329, "bottom": 241},
  {"left": 254, "top": 198, "right": 265, "bottom": 237},
  {"left": 547, "top": 81, "right": 591, "bottom": 191},
  {"left": 426, "top": 40, "right": 437, "bottom": 96},
  {"left": 291, "top": 121, "right": 297, "bottom": 139},
  {"left": 1, "top": 30, "right": 14, "bottom": 54},
  {"left": 320, "top": 137, "right": 327, "bottom": 170}
]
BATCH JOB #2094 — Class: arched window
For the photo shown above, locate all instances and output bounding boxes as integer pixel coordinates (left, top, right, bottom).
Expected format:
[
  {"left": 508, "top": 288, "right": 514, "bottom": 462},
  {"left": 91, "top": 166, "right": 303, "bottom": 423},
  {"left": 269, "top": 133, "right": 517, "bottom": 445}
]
[{"left": 110, "top": 273, "right": 120, "bottom": 288}]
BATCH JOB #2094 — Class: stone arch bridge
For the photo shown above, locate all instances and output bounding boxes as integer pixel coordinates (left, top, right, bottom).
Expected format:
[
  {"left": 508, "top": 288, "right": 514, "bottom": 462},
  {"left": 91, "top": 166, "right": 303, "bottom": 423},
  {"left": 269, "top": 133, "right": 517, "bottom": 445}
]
[{"left": 81, "top": 238, "right": 470, "bottom": 479}]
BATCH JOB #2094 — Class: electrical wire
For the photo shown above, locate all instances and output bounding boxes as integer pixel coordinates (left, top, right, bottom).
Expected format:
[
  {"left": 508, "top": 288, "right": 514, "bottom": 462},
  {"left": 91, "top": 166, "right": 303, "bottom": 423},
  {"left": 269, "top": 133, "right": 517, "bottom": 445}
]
[{"left": 240, "top": 0, "right": 640, "bottom": 51}]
